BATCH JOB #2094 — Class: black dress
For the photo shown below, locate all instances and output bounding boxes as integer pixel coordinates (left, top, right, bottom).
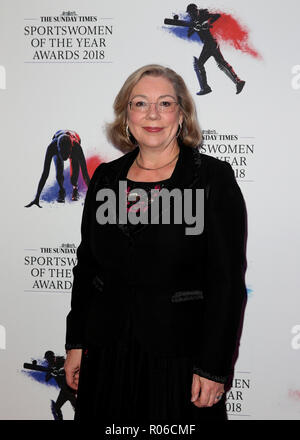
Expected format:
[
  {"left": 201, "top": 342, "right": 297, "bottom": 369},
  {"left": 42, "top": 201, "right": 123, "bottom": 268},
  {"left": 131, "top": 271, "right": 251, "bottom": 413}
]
[{"left": 74, "top": 178, "right": 227, "bottom": 422}]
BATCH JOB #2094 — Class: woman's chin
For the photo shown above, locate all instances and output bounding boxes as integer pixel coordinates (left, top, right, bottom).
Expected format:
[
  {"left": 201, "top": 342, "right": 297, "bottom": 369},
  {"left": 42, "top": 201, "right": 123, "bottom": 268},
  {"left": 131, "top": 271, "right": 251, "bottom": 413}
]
[{"left": 137, "top": 137, "right": 177, "bottom": 150}]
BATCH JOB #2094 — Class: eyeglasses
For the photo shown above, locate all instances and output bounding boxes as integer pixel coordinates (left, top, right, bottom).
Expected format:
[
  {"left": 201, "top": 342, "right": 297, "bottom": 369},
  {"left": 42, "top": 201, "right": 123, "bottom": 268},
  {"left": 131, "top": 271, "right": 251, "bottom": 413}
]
[{"left": 128, "top": 99, "right": 179, "bottom": 113}]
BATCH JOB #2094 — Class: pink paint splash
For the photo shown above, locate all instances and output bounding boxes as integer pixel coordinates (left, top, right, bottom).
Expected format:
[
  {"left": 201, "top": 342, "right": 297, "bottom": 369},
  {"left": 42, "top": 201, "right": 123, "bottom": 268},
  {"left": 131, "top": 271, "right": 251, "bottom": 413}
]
[
  {"left": 288, "top": 389, "right": 300, "bottom": 401},
  {"left": 211, "top": 11, "right": 261, "bottom": 59}
]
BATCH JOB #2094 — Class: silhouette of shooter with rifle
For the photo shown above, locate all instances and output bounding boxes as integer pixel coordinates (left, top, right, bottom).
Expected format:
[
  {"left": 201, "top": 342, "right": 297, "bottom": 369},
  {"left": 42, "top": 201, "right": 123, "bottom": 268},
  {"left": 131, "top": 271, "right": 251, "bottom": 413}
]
[
  {"left": 23, "top": 350, "right": 76, "bottom": 420},
  {"left": 164, "top": 3, "right": 245, "bottom": 95},
  {"left": 25, "top": 130, "right": 90, "bottom": 207}
]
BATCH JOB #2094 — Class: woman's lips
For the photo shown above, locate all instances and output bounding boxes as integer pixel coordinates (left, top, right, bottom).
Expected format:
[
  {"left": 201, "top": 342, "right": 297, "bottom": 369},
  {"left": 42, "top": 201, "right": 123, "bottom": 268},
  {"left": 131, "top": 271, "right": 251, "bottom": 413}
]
[{"left": 143, "top": 127, "right": 163, "bottom": 133}]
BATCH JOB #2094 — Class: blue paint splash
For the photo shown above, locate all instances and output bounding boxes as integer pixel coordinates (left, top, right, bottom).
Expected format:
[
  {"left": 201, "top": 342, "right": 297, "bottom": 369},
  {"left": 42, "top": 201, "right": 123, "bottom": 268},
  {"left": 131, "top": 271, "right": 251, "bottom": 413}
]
[
  {"left": 40, "top": 166, "right": 86, "bottom": 203},
  {"left": 246, "top": 286, "right": 253, "bottom": 298},
  {"left": 22, "top": 359, "right": 59, "bottom": 389},
  {"left": 163, "top": 13, "right": 202, "bottom": 44}
]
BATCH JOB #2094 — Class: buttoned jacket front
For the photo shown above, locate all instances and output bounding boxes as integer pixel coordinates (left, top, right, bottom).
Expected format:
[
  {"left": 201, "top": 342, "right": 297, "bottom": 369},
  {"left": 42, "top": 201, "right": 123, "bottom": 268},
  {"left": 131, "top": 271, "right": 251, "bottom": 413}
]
[{"left": 66, "top": 143, "right": 247, "bottom": 382}]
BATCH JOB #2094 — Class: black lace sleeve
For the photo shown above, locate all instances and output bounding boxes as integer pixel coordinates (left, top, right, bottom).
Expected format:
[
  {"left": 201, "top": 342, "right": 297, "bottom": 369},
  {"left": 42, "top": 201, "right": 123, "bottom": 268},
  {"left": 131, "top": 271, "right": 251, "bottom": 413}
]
[
  {"left": 65, "top": 163, "right": 106, "bottom": 351},
  {"left": 192, "top": 366, "right": 228, "bottom": 384},
  {"left": 192, "top": 161, "right": 247, "bottom": 382}
]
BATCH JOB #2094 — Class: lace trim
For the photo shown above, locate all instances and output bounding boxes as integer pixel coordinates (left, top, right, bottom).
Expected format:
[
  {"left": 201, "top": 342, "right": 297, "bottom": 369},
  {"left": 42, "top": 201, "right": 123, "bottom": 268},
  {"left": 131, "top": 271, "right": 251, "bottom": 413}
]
[
  {"left": 192, "top": 366, "right": 228, "bottom": 384},
  {"left": 65, "top": 343, "right": 83, "bottom": 351},
  {"left": 186, "top": 147, "right": 202, "bottom": 188}
]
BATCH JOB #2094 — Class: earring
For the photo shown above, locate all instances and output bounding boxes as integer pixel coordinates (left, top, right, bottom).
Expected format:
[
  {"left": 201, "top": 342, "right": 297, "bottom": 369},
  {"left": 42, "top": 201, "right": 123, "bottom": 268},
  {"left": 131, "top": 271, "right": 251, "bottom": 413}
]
[
  {"left": 125, "top": 124, "right": 137, "bottom": 145},
  {"left": 125, "top": 124, "right": 130, "bottom": 139},
  {"left": 176, "top": 122, "right": 182, "bottom": 138}
]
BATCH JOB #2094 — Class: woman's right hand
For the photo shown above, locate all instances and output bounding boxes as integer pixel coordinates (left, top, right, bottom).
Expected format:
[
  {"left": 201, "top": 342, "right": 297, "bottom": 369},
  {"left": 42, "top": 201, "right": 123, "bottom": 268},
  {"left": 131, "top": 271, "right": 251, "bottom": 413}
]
[{"left": 64, "top": 349, "right": 82, "bottom": 391}]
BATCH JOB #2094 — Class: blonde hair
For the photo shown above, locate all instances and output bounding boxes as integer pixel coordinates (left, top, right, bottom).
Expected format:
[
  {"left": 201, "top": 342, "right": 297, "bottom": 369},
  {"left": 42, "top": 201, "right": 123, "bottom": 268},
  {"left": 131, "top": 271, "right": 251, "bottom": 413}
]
[{"left": 106, "top": 64, "right": 202, "bottom": 152}]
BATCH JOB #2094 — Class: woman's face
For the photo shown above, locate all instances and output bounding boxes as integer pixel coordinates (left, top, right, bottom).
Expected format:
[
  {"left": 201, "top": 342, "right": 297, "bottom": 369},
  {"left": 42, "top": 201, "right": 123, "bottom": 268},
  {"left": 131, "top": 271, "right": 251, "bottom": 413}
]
[{"left": 127, "top": 75, "right": 183, "bottom": 150}]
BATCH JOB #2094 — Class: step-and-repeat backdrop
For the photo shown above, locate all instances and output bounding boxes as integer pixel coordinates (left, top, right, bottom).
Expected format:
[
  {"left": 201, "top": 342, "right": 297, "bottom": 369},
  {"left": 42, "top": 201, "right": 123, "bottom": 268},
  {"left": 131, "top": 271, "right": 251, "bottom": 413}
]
[{"left": 0, "top": 0, "right": 299, "bottom": 420}]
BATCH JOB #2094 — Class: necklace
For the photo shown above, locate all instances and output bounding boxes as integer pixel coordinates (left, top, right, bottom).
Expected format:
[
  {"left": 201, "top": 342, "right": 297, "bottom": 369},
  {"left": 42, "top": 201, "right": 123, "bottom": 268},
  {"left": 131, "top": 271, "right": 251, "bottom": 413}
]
[{"left": 135, "top": 152, "right": 179, "bottom": 171}]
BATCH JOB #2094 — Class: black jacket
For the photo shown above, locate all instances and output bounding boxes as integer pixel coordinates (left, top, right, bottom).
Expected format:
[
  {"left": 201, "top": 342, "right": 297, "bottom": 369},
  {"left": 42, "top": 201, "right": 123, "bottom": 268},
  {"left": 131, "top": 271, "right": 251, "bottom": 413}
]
[{"left": 65, "top": 144, "right": 247, "bottom": 383}]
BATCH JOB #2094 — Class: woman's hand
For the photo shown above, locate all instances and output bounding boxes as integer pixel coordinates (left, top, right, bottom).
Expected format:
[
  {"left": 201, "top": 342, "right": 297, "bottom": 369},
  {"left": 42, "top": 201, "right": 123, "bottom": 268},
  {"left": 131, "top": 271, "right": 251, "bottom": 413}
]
[
  {"left": 64, "top": 349, "right": 82, "bottom": 391},
  {"left": 191, "top": 374, "right": 225, "bottom": 407}
]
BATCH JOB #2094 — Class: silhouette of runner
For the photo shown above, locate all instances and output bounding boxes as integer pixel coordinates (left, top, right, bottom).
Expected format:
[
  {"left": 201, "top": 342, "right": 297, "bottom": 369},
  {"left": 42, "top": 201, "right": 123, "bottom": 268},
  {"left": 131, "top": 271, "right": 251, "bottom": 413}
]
[
  {"left": 25, "top": 130, "right": 90, "bottom": 207},
  {"left": 186, "top": 3, "right": 245, "bottom": 95}
]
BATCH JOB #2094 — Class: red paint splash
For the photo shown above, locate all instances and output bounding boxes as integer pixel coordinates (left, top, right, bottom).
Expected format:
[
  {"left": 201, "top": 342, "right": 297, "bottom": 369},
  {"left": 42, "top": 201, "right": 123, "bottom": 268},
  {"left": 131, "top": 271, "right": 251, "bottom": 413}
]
[
  {"left": 211, "top": 12, "right": 261, "bottom": 59},
  {"left": 86, "top": 154, "right": 104, "bottom": 178},
  {"left": 77, "top": 154, "right": 105, "bottom": 192}
]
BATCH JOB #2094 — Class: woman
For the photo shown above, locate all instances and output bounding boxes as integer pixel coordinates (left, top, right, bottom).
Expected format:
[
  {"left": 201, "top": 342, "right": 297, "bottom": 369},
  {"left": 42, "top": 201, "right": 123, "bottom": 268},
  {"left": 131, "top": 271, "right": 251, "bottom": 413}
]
[{"left": 64, "top": 64, "right": 247, "bottom": 422}]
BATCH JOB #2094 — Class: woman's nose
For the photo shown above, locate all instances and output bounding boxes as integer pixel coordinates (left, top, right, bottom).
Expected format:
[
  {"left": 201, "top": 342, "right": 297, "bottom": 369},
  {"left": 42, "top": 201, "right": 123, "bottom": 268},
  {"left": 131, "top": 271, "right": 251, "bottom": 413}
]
[{"left": 145, "top": 102, "right": 161, "bottom": 119}]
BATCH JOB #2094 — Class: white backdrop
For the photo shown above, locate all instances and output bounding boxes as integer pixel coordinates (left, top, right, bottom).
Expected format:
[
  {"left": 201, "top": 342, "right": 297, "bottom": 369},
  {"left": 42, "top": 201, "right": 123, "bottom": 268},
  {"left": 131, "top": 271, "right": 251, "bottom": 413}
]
[{"left": 0, "top": 0, "right": 300, "bottom": 420}]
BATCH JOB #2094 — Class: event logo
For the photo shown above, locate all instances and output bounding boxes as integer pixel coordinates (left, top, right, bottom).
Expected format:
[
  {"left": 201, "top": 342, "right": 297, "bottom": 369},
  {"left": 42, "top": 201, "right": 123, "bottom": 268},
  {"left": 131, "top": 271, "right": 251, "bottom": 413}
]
[
  {"left": 226, "top": 372, "right": 251, "bottom": 417},
  {"left": 163, "top": 3, "right": 261, "bottom": 96},
  {"left": 25, "top": 130, "right": 102, "bottom": 207},
  {"left": 24, "top": 243, "right": 77, "bottom": 292},
  {"left": 24, "top": 11, "right": 113, "bottom": 63},
  {"left": 22, "top": 350, "right": 75, "bottom": 420},
  {"left": 200, "top": 129, "right": 255, "bottom": 181}
]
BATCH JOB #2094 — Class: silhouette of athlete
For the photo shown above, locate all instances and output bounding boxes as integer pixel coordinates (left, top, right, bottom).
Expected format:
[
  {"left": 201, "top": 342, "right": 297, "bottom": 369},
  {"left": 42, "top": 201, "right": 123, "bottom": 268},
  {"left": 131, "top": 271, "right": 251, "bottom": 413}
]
[
  {"left": 186, "top": 3, "right": 245, "bottom": 95},
  {"left": 44, "top": 350, "right": 76, "bottom": 420},
  {"left": 25, "top": 130, "right": 90, "bottom": 207}
]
